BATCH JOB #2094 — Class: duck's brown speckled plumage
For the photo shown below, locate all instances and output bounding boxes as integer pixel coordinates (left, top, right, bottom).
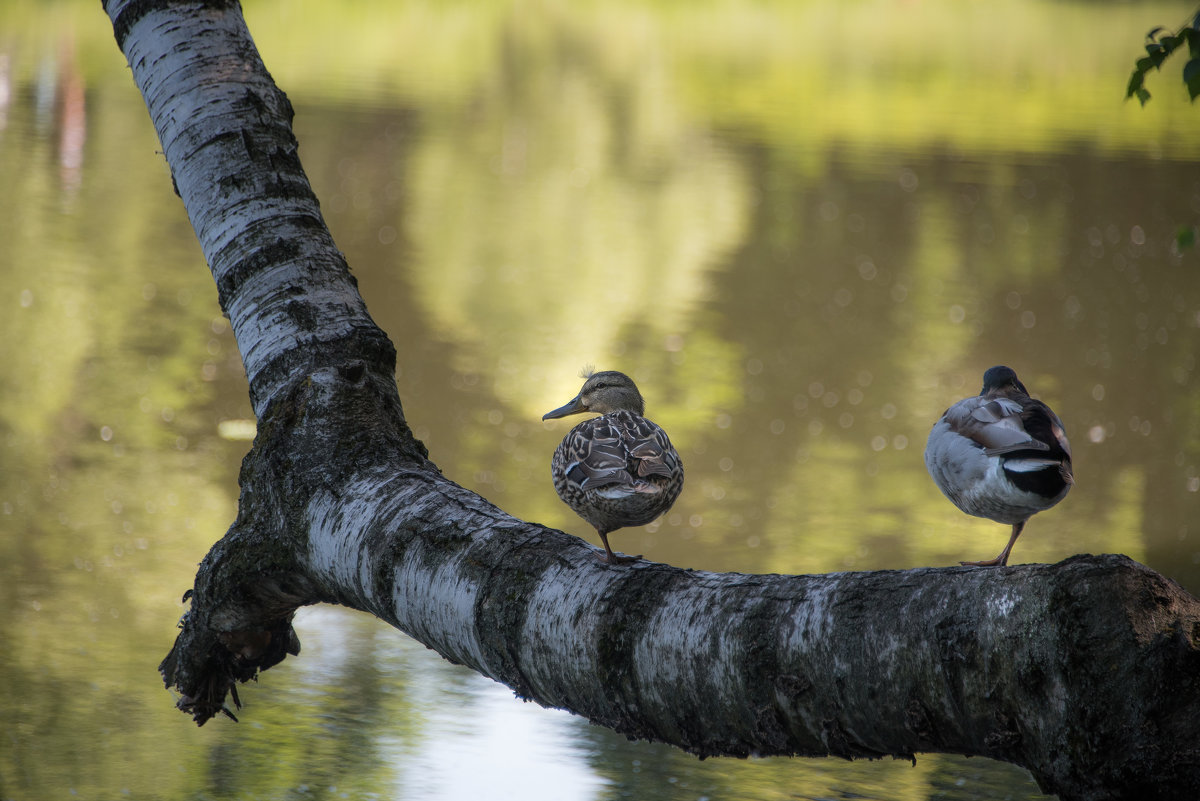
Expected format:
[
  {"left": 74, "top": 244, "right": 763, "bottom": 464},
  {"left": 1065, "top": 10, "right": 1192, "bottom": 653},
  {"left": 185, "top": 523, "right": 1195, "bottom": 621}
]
[
  {"left": 924, "top": 365, "right": 1073, "bottom": 567},
  {"left": 543, "top": 371, "right": 683, "bottom": 565}
]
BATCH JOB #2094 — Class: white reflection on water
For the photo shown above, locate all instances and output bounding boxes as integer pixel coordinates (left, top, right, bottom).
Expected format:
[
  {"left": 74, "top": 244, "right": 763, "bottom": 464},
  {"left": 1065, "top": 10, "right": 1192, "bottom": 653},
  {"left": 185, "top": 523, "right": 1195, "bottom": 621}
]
[
  {"left": 406, "top": 670, "right": 605, "bottom": 801},
  {"left": 293, "top": 607, "right": 607, "bottom": 801}
]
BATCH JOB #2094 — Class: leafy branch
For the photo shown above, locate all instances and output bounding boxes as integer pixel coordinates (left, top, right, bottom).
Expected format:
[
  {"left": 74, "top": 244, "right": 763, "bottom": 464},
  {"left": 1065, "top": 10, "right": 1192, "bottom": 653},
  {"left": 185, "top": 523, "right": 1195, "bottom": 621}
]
[
  {"left": 1126, "top": 9, "right": 1200, "bottom": 106},
  {"left": 1125, "top": 9, "right": 1200, "bottom": 251}
]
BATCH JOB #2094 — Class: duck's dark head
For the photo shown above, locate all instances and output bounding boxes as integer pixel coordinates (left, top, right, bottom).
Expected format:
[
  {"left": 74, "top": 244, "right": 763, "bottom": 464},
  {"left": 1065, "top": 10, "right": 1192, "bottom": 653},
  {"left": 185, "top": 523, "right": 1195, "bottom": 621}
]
[
  {"left": 980, "top": 365, "right": 1029, "bottom": 396},
  {"left": 543, "top": 370, "right": 646, "bottom": 419}
]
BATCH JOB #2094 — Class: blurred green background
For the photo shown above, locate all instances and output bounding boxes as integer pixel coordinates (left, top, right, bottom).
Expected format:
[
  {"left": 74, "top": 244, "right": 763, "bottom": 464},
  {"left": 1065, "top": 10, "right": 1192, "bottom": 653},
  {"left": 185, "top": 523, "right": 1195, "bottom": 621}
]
[{"left": 2, "top": 1, "right": 1199, "bottom": 799}]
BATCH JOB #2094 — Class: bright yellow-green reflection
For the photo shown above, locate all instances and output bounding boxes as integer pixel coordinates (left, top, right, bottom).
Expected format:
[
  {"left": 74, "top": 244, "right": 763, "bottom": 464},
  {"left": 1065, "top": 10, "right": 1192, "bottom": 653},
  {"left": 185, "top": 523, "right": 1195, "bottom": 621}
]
[
  {"left": 239, "top": 0, "right": 1200, "bottom": 158},
  {"left": 3, "top": 1, "right": 1198, "bottom": 800},
  {"left": 405, "top": 35, "right": 749, "bottom": 416}
]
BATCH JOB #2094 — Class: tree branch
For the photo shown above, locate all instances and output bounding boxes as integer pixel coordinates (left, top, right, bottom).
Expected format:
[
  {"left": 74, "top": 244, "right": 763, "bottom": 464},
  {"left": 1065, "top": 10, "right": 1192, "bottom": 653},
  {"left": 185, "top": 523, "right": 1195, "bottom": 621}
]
[{"left": 104, "top": 2, "right": 1200, "bottom": 800}]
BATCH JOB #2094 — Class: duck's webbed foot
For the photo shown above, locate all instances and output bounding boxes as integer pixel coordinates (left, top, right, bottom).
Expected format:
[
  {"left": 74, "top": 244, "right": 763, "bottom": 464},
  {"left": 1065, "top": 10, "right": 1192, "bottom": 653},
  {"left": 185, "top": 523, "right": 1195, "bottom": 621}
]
[
  {"left": 598, "top": 533, "right": 641, "bottom": 565},
  {"left": 960, "top": 555, "right": 1007, "bottom": 567}
]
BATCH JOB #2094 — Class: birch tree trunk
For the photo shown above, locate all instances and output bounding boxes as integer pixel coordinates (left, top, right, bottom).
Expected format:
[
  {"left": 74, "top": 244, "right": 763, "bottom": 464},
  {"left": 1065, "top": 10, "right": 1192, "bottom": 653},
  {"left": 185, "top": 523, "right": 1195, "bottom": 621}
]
[{"left": 103, "top": 2, "right": 1200, "bottom": 800}]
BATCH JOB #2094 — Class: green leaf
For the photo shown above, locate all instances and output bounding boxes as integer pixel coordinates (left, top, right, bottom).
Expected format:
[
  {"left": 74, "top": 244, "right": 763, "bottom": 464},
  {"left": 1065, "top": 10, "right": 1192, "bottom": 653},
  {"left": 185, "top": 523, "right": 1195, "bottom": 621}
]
[
  {"left": 1147, "top": 25, "right": 1166, "bottom": 40},
  {"left": 1126, "top": 69, "right": 1146, "bottom": 99},
  {"left": 1177, "top": 226, "right": 1196, "bottom": 251},
  {"left": 1136, "top": 86, "right": 1152, "bottom": 107},
  {"left": 1160, "top": 34, "right": 1182, "bottom": 54},
  {"left": 1185, "top": 58, "right": 1200, "bottom": 100},
  {"left": 1144, "top": 43, "right": 1170, "bottom": 71}
]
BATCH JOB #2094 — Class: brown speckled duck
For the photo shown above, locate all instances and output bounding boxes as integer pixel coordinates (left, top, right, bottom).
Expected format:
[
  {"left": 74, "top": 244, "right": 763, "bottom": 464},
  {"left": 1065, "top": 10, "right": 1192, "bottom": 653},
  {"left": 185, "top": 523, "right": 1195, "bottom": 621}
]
[
  {"left": 542, "top": 370, "right": 684, "bottom": 565},
  {"left": 924, "top": 365, "right": 1074, "bottom": 567}
]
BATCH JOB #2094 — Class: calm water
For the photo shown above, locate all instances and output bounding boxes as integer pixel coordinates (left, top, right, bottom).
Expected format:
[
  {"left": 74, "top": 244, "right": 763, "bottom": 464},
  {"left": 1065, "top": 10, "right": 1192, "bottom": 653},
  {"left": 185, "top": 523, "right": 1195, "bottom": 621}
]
[{"left": 2, "top": 1, "right": 1199, "bottom": 799}]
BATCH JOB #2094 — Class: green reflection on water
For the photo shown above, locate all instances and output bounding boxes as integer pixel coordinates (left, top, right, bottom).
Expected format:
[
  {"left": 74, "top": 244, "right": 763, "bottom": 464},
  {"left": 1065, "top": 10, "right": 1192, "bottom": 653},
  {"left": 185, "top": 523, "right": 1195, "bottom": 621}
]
[{"left": 3, "top": 1, "right": 1199, "bottom": 800}]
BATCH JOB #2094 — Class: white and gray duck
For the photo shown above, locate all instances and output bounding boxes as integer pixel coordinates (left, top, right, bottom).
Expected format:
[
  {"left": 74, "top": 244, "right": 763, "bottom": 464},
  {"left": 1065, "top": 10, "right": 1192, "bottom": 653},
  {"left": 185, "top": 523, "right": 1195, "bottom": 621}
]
[
  {"left": 543, "top": 370, "right": 684, "bottom": 565},
  {"left": 924, "top": 365, "right": 1073, "bottom": 567}
]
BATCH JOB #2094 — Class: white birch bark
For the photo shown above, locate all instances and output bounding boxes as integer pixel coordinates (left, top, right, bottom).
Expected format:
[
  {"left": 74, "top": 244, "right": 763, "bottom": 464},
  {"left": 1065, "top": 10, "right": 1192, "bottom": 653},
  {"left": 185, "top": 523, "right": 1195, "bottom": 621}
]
[{"left": 104, "top": 3, "right": 1200, "bottom": 800}]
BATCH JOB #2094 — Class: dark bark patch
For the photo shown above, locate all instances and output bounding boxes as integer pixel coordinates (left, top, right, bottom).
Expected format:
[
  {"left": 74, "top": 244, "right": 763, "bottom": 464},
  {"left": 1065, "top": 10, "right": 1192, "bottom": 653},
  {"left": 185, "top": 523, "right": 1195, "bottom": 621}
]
[
  {"left": 339, "top": 361, "right": 367, "bottom": 384},
  {"left": 364, "top": 520, "right": 413, "bottom": 619},
  {"left": 984, "top": 711, "right": 1023, "bottom": 755},
  {"left": 247, "top": 327, "right": 403, "bottom": 429},
  {"left": 468, "top": 526, "right": 559, "bottom": 701},
  {"left": 110, "top": 0, "right": 241, "bottom": 52},
  {"left": 822, "top": 716, "right": 888, "bottom": 760},
  {"left": 775, "top": 672, "right": 812, "bottom": 700},
  {"left": 286, "top": 299, "right": 319, "bottom": 331},
  {"left": 904, "top": 698, "right": 937, "bottom": 747},
  {"left": 591, "top": 568, "right": 703, "bottom": 743},
  {"left": 214, "top": 234, "right": 304, "bottom": 306},
  {"left": 738, "top": 595, "right": 797, "bottom": 750}
]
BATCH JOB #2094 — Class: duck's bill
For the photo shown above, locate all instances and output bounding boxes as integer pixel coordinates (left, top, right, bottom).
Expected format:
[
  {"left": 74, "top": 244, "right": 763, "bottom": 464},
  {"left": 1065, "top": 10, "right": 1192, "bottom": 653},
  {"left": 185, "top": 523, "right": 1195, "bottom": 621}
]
[{"left": 543, "top": 395, "right": 585, "bottom": 420}]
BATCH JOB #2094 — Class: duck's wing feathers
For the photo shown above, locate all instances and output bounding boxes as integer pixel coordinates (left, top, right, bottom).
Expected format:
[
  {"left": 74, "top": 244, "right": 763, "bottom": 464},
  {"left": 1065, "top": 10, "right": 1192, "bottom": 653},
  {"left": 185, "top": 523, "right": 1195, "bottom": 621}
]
[
  {"left": 627, "top": 427, "right": 678, "bottom": 480},
  {"left": 1019, "top": 399, "right": 1074, "bottom": 476},
  {"left": 945, "top": 392, "right": 1072, "bottom": 470},
  {"left": 947, "top": 396, "right": 1049, "bottom": 455},
  {"left": 564, "top": 435, "right": 633, "bottom": 491},
  {"left": 561, "top": 411, "right": 679, "bottom": 493}
]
